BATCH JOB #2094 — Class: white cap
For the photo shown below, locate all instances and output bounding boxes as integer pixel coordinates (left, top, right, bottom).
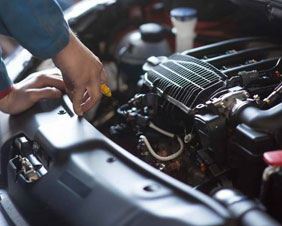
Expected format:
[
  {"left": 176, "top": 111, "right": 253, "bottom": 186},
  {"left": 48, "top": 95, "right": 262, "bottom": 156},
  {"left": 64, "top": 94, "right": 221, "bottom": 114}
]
[{"left": 170, "top": 7, "right": 197, "bottom": 21}]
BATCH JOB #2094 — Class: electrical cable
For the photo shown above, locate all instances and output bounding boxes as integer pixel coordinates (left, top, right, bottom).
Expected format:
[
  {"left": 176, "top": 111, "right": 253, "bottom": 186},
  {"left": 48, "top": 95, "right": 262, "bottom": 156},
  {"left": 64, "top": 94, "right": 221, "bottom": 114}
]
[
  {"left": 139, "top": 122, "right": 185, "bottom": 161},
  {"left": 140, "top": 135, "right": 184, "bottom": 162},
  {"left": 149, "top": 122, "right": 174, "bottom": 138}
]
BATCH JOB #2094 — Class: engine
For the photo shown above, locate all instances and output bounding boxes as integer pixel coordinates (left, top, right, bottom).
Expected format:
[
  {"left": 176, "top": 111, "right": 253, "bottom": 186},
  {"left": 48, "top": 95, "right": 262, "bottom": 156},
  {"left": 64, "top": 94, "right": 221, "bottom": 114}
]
[
  {"left": 2, "top": 1, "right": 282, "bottom": 225},
  {"left": 107, "top": 36, "right": 282, "bottom": 219}
]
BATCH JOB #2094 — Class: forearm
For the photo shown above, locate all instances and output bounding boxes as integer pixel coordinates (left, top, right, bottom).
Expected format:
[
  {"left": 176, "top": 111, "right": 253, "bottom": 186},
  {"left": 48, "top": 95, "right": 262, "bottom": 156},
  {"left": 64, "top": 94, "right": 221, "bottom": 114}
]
[
  {"left": 0, "top": 0, "right": 70, "bottom": 59},
  {"left": 53, "top": 31, "right": 98, "bottom": 76}
]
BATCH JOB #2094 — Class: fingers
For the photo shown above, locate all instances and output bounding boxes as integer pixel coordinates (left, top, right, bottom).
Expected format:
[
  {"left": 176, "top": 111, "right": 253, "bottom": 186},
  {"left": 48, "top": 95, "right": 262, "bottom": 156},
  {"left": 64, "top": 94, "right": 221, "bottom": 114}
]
[
  {"left": 80, "top": 96, "right": 92, "bottom": 113},
  {"left": 33, "top": 74, "right": 65, "bottom": 91},
  {"left": 73, "top": 68, "right": 106, "bottom": 115},
  {"left": 100, "top": 69, "right": 108, "bottom": 84},
  {"left": 29, "top": 68, "right": 106, "bottom": 116},
  {"left": 72, "top": 88, "right": 85, "bottom": 116},
  {"left": 80, "top": 68, "right": 105, "bottom": 113},
  {"left": 29, "top": 87, "right": 62, "bottom": 102},
  {"left": 82, "top": 91, "right": 89, "bottom": 103},
  {"left": 81, "top": 85, "right": 102, "bottom": 113}
]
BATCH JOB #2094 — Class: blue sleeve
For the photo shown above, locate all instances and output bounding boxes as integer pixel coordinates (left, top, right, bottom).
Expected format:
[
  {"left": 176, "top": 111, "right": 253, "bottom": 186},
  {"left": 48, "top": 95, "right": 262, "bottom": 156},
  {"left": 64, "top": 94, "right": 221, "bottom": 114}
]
[{"left": 0, "top": 0, "right": 70, "bottom": 59}]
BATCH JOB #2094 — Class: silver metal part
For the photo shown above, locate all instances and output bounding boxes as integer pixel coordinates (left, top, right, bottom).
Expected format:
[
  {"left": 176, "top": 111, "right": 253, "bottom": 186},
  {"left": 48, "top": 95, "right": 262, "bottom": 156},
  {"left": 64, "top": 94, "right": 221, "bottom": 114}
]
[
  {"left": 253, "top": 94, "right": 261, "bottom": 105},
  {"left": 184, "top": 133, "right": 193, "bottom": 144},
  {"left": 157, "top": 163, "right": 166, "bottom": 171},
  {"left": 18, "top": 156, "right": 40, "bottom": 182},
  {"left": 263, "top": 166, "right": 281, "bottom": 181},
  {"left": 207, "top": 87, "right": 250, "bottom": 117}
]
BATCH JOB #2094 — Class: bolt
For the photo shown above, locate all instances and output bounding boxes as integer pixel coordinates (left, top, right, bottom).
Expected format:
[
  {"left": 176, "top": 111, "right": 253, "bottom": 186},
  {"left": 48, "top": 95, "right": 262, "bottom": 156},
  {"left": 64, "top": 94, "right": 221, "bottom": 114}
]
[
  {"left": 107, "top": 157, "right": 116, "bottom": 163},
  {"left": 157, "top": 163, "right": 166, "bottom": 171},
  {"left": 184, "top": 134, "right": 192, "bottom": 143},
  {"left": 58, "top": 110, "right": 66, "bottom": 115},
  {"left": 143, "top": 184, "right": 160, "bottom": 192}
]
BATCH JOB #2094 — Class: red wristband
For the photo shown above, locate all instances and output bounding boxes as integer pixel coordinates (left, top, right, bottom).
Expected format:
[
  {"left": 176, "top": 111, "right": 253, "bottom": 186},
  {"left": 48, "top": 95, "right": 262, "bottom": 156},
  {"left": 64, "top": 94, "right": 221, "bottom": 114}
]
[{"left": 0, "top": 87, "right": 13, "bottom": 100}]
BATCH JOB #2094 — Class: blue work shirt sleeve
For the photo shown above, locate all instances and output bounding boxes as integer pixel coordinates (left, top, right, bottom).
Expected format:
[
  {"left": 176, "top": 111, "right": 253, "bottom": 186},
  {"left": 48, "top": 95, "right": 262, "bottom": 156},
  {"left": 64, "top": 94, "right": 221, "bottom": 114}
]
[{"left": 0, "top": 0, "right": 70, "bottom": 59}]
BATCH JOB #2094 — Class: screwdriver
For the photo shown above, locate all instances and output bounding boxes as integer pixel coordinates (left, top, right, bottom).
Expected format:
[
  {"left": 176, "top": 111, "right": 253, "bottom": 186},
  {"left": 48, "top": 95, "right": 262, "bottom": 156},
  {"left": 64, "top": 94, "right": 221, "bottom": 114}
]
[{"left": 100, "top": 83, "right": 112, "bottom": 97}]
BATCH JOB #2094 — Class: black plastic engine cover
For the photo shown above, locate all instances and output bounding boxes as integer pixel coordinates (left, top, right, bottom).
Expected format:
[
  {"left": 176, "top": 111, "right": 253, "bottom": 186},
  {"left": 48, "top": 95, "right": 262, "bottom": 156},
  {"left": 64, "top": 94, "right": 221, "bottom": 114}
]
[{"left": 144, "top": 54, "right": 226, "bottom": 113}]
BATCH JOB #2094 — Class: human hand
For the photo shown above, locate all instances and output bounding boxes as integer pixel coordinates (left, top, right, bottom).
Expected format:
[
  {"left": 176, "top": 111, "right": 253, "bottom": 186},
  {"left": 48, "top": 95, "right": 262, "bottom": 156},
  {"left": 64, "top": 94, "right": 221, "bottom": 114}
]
[
  {"left": 0, "top": 72, "right": 65, "bottom": 115},
  {"left": 53, "top": 31, "right": 107, "bottom": 116}
]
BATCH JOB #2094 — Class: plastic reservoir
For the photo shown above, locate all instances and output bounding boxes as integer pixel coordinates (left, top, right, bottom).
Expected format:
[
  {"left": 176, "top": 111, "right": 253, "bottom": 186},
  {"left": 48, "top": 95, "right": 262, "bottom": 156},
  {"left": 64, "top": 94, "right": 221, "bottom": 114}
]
[{"left": 170, "top": 7, "right": 198, "bottom": 52}]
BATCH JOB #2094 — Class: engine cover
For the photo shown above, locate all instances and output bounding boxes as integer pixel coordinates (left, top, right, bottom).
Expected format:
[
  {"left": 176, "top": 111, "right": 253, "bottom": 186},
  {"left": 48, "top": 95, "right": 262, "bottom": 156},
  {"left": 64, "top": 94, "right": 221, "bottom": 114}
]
[
  {"left": 144, "top": 37, "right": 282, "bottom": 114},
  {"left": 145, "top": 54, "right": 226, "bottom": 113}
]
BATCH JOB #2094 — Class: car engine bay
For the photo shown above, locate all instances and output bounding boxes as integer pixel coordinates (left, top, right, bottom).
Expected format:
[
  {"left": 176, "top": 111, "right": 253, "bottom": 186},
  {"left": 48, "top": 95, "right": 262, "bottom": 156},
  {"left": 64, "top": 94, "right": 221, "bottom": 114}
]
[
  {"left": 109, "top": 37, "right": 282, "bottom": 194},
  {"left": 1, "top": 0, "right": 282, "bottom": 225}
]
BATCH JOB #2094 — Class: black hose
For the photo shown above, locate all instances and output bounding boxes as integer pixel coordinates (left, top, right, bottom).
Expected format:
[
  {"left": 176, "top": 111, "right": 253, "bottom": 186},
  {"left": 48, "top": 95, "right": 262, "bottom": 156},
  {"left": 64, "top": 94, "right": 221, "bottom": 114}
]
[
  {"left": 238, "top": 102, "right": 282, "bottom": 131},
  {"left": 213, "top": 189, "right": 281, "bottom": 226},
  {"left": 241, "top": 210, "right": 281, "bottom": 226}
]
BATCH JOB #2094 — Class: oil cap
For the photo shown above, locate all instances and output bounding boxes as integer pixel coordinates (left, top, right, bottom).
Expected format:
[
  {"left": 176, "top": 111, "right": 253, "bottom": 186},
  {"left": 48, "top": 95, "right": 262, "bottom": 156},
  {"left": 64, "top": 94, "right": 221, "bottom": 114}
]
[
  {"left": 139, "top": 23, "right": 164, "bottom": 43},
  {"left": 170, "top": 7, "right": 197, "bottom": 21}
]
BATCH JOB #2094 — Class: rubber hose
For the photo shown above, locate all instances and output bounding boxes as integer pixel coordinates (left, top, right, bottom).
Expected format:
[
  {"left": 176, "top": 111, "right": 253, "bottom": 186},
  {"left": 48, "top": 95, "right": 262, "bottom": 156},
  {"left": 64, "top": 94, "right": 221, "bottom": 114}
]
[{"left": 238, "top": 102, "right": 282, "bottom": 131}]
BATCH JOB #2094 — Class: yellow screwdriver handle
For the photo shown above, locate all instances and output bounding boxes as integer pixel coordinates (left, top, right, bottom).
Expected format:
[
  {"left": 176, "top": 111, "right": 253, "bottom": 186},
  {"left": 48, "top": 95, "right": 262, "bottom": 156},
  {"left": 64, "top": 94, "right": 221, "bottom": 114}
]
[{"left": 101, "top": 83, "right": 112, "bottom": 97}]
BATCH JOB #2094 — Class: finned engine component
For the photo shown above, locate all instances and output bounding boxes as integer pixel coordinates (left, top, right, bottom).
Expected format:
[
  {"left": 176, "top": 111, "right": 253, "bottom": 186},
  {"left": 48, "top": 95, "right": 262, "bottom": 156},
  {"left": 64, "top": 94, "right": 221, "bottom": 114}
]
[{"left": 144, "top": 53, "right": 226, "bottom": 113}]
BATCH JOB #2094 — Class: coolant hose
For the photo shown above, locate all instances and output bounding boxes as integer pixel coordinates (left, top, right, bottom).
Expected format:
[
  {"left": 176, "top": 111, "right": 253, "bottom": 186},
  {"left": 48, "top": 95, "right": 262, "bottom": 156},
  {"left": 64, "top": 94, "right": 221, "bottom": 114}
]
[{"left": 238, "top": 102, "right": 282, "bottom": 131}]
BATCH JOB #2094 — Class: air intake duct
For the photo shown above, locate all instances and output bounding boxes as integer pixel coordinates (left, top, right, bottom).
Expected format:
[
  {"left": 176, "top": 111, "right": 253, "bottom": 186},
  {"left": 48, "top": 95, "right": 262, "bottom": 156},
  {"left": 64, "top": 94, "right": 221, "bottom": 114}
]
[{"left": 237, "top": 102, "right": 282, "bottom": 131}]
